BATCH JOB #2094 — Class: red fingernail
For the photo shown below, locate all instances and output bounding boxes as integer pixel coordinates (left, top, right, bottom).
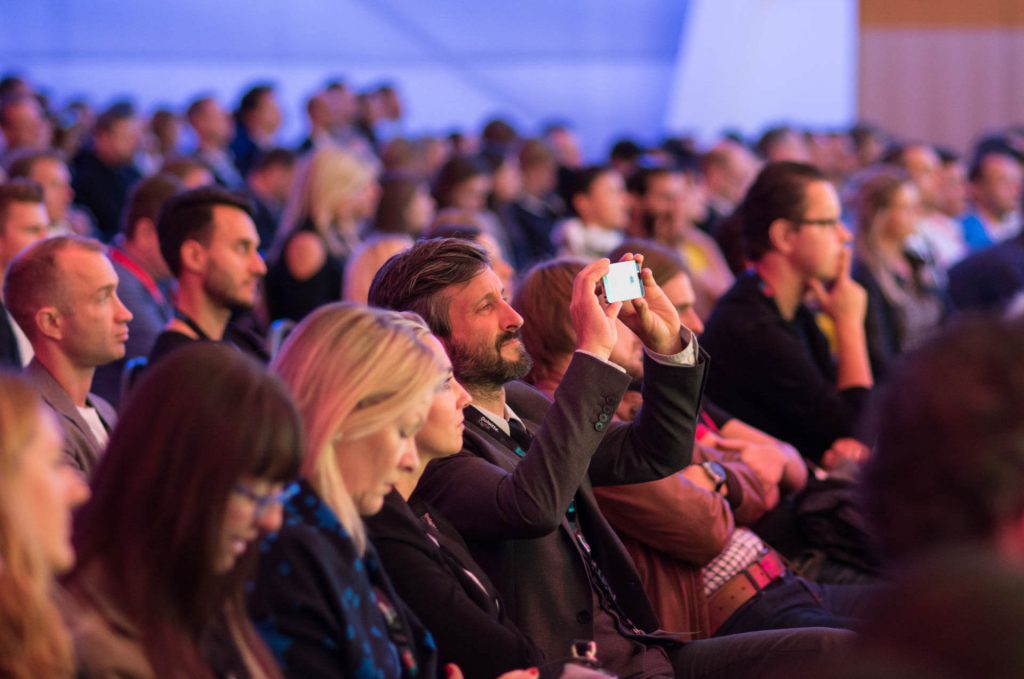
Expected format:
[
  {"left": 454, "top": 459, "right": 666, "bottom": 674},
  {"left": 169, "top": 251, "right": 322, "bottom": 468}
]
[
  {"left": 446, "top": 664, "right": 456, "bottom": 677},
  {"left": 528, "top": 668, "right": 539, "bottom": 676}
]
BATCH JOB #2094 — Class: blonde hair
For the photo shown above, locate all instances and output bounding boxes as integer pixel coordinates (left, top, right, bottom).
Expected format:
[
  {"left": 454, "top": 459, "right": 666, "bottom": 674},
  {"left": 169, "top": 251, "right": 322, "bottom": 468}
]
[
  {"left": 0, "top": 374, "right": 73, "bottom": 678},
  {"left": 342, "top": 234, "right": 414, "bottom": 304},
  {"left": 271, "top": 303, "right": 444, "bottom": 553},
  {"left": 274, "top": 146, "right": 378, "bottom": 260}
]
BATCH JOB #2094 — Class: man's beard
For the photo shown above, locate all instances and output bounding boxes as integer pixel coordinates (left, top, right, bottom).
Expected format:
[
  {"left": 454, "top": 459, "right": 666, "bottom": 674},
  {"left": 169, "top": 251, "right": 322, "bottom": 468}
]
[
  {"left": 204, "top": 269, "right": 255, "bottom": 313},
  {"left": 447, "top": 330, "right": 532, "bottom": 393}
]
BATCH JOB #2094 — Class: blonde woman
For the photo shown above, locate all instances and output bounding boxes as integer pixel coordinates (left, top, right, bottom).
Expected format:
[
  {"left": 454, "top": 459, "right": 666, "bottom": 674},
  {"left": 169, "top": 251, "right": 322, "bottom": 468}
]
[
  {"left": 852, "top": 169, "right": 946, "bottom": 379},
  {"left": 266, "top": 147, "right": 381, "bottom": 321},
  {"left": 0, "top": 373, "right": 89, "bottom": 678},
  {"left": 250, "top": 303, "right": 450, "bottom": 678}
]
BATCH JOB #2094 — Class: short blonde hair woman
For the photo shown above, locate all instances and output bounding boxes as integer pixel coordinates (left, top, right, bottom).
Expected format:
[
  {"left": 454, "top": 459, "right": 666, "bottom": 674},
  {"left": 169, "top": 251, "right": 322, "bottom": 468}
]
[
  {"left": 251, "top": 302, "right": 450, "bottom": 678},
  {"left": 0, "top": 373, "right": 89, "bottom": 678}
]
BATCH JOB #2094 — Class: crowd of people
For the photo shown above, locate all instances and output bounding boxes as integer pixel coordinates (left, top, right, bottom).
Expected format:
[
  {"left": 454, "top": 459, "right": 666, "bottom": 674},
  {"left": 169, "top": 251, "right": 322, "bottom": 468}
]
[{"left": 2, "top": 70, "right": 1024, "bottom": 678}]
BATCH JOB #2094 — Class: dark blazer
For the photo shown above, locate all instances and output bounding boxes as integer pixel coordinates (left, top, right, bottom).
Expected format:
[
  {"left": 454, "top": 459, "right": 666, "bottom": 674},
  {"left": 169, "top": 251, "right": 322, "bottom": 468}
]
[
  {"left": 249, "top": 481, "right": 437, "bottom": 679},
  {"left": 0, "top": 302, "right": 23, "bottom": 368},
  {"left": 412, "top": 349, "right": 707, "bottom": 665},
  {"left": 365, "top": 491, "right": 542, "bottom": 679},
  {"left": 23, "top": 359, "right": 116, "bottom": 475}
]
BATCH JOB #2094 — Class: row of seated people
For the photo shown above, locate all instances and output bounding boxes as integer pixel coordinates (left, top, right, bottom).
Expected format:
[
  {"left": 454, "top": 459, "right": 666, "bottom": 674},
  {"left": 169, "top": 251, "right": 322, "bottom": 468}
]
[{"left": 2, "top": 153, "right": 1023, "bottom": 676}]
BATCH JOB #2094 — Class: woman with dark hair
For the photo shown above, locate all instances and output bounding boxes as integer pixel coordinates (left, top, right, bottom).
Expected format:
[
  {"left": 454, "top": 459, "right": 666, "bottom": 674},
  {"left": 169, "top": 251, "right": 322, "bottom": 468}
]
[
  {"left": 0, "top": 372, "right": 90, "bottom": 678},
  {"left": 63, "top": 344, "right": 303, "bottom": 678},
  {"left": 373, "top": 175, "right": 435, "bottom": 237}
]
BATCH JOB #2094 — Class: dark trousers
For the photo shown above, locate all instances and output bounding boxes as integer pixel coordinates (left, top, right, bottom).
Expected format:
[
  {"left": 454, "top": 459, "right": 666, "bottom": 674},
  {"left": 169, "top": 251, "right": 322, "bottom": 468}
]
[
  {"left": 668, "top": 626, "right": 854, "bottom": 678},
  {"left": 713, "top": 574, "right": 873, "bottom": 637}
]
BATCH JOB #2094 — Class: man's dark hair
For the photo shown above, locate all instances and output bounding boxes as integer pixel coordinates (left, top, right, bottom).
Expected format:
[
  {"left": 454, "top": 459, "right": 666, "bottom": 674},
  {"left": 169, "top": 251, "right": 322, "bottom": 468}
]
[
  {"left": 156, "top": 186, "right": 253, "bottom": 277},
  {"left": 94, "top": 102, "right": 135, "bottom": 135},
  {"left": 864, "top": 316, "right": 1024, "bottom": 563},
  {"left": 247, "top": 147, "right": 296, "bottom": 176},
  {"left": 432, "top": 155, "right": 490, "bottom": 208},
  {"left": 0, "top": 178, "right": 44, "bottom": 229},
  {"left": 625, "top": 166, "right": 672, "bottom": 197},
  {"left": 235, "top": 84, "right": 274, "bottom": 122},
  {"left": 367, "top": 237, "right": 489, "bottom": 338},
  {"left": 739, "top": 161, "right": 826, "bottom": 261},
  {"left": 568, "top": 165, "right": 614, "bottom": 200},
  {"left": 967, "top": 149, "right": 1022, "bottom": 184},
  {"left": 123, "top": 173, "right": 184, "bottom": 240}
]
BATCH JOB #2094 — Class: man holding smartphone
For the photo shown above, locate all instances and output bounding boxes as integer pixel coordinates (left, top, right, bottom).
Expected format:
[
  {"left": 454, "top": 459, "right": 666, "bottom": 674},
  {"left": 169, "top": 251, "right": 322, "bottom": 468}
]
[{"left": 369, "top": 237, "right": 850, "bottom": 678}]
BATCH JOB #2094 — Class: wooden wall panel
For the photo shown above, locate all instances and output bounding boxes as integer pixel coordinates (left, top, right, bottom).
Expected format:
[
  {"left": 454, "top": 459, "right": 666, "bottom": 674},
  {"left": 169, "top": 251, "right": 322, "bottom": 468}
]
[{"left": 859, "top": 0, "right": 1024, "bottom": 153}]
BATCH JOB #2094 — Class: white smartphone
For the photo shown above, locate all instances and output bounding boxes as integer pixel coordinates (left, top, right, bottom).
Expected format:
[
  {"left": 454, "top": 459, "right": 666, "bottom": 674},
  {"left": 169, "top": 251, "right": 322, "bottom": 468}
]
[{"left": 602, "top": 260, "right": 644, "bottom": 303}]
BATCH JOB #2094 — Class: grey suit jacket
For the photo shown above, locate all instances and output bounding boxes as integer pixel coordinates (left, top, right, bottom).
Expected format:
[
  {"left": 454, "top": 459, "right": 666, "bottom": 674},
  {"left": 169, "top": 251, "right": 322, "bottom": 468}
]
[
  {"left": 24, "top": 359, "right": 116, "bottom": 476},
  {"left": 412, "top": 349, "right": 708, "bottom": 664}
]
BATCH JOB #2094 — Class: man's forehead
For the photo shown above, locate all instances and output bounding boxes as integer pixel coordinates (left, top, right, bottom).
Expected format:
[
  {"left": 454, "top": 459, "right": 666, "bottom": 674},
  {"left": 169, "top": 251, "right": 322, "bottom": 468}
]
[
  {"left": 446, "top": 266, "right": 500, "bottom": 305},
  {"left": 211, "top": 205, "right": 258, "bottom": 239}
]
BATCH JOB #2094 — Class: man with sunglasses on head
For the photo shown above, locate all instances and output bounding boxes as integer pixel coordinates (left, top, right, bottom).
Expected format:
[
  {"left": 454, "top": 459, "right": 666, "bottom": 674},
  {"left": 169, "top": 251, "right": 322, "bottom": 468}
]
[{"left": 700, "top": 162, "right": 873, "bottom": 470}]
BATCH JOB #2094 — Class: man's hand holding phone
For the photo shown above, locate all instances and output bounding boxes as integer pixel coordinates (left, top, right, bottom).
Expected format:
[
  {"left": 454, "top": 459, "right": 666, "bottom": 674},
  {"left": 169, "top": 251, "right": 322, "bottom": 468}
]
[{"left": 611, "top": 253, "right": 685, "bottom": 355}]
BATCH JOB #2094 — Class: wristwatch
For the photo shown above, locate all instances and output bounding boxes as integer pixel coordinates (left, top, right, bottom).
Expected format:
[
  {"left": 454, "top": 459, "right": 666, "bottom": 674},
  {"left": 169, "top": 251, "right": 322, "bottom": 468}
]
[{"left": 701, "top": 461, "right": 728, "bottom": 493}]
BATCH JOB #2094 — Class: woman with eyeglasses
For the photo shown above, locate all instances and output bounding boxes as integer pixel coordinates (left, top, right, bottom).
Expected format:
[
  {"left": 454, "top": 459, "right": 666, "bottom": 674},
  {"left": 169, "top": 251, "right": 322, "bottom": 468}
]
[
  {"left": 62, "top": 344, "right": 303, "bottom": 678},
  {"left": 0, "top": 373, "right": 90, "bottom": 678},
  {"left": 249, "top": 303, "right": 448, "bottom": 678}
]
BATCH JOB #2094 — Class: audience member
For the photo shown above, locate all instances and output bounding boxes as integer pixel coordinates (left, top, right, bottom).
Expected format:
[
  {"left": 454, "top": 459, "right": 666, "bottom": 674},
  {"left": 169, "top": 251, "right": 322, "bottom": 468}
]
[
  {"left": 7, "top": 151, "right": 93, "bottom": 236},
  {"left": 947, "top": 227, "right": 1024, "bottom": 313},
  {"left": 251, "top": 303, "right": 446, "bottom": 678},
  {"left": 231, "top": 84, "right": 282, "bottom": 178},
  {"left": 628, "top": 166, "right": 734, "bottom": 320},
  {"left": 0, "top": 179, "right": 49, "bottom": 367},
  {"left": 364, "top": 315, "right": 555, "bottom": 677},
  {"left": 0, "top": 93, "right": 51, "bottom": 168},
  {"left": 70, "top": 105, "right": 143, "bottom": 241},
  {"left": 369, "top": 238, "right": 849, "bottom": 678},
  {"left": 432, "top": 154, "right": 512, "bottom": 259},
  {"left": 551, "top": 165, "right": 627, "bottom": 260},
  {"left": 5, "top": 236, "right": 131, "bottom": 475},
  {"left": 186, "top": 95, "right": 244, "bottom": 188},
  {"left": 91, "top": 173, "right": 180, "bottom": 407},
  {"left": 701, "top": 162, "right": 873, "bottom": 466},
  {"left": 341, "top": 234, "right": 413, "bottom": 304},
  {"left": 506, "top": 138, "right": 563, "bottom": 269},
  {"left": 893, "top": 143, "right": 967, "bottom": 270},
  {"left": 63, "top": 343, "right": 301, "bottom": 677},
  {"left": 372, "top": 174, "right": 435, "bottom": 238},
  {"left": 244, "top": 148, "right": 296, "bottom": 249},
  {"left": 266, "top": 146, "right": 379, "bottom": 321},
  {"left": 851, "top": 169, "right": 945, "bottom": 380},
  {"left": 700, "top": 140, "right": 760, "bottom": 229},
  {"left": 149, "top": 186, "right": 267, "bottom": 365},
  {"left": 864, "top": 315, "right": 1024, "bottom": 564},
  {"left": 516, "top": 257, "right": 868, "bottom": 640},
  {"left": 960, "top": 149, "right": 1023, "bottom": 251},
  {"left": 0, "top": 373, "right": 90, "bottom": 678},
  {"left": 755, "top": 126, "right": 811, "bottom": 163}
]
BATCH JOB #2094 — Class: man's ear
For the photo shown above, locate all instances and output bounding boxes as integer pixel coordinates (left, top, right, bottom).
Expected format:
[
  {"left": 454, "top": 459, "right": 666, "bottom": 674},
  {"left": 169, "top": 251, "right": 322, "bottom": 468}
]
[
  {"left": 179, "top": 239, "right": 207, "bottom": 274},
  {"left": 767, "top": 217, "right": 796, "bottom": 255},
  {"left": 35, "top": 305, "right": 63, "bottom": 342}
]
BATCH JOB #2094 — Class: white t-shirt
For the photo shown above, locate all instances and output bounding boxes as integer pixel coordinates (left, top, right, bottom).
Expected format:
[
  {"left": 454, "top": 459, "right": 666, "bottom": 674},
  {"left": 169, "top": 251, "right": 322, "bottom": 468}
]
[{"left": 77, "top": 405, "right": 109, "bottom": 448}]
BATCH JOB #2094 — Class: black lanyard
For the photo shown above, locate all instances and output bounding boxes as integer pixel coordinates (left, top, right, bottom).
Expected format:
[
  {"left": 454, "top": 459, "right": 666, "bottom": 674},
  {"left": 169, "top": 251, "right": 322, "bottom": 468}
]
[{"left": 173, "top": 308, "right": 211, "bottom": 341}]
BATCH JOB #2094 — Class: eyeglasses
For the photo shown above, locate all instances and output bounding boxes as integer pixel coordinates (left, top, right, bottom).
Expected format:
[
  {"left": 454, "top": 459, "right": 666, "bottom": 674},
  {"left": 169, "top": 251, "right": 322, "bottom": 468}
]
[
  {"left": 233, "top": 481, "right": 300, "bottom": 517},
  {"left": 795, "top": 217, "right": 842, "bottom": 229}
]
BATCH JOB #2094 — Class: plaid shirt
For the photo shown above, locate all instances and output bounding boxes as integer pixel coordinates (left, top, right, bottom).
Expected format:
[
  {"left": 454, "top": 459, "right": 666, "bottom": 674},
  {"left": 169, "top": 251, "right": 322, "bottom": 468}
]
[{"left": 701, "top": 527, "right": 767, "bottom": 597}]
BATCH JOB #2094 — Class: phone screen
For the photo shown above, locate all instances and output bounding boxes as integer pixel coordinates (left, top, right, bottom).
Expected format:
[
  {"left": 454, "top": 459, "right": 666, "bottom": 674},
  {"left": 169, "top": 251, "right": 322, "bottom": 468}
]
[{"left": 602, "top": 260, "right": 644, "bottom": 303}]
